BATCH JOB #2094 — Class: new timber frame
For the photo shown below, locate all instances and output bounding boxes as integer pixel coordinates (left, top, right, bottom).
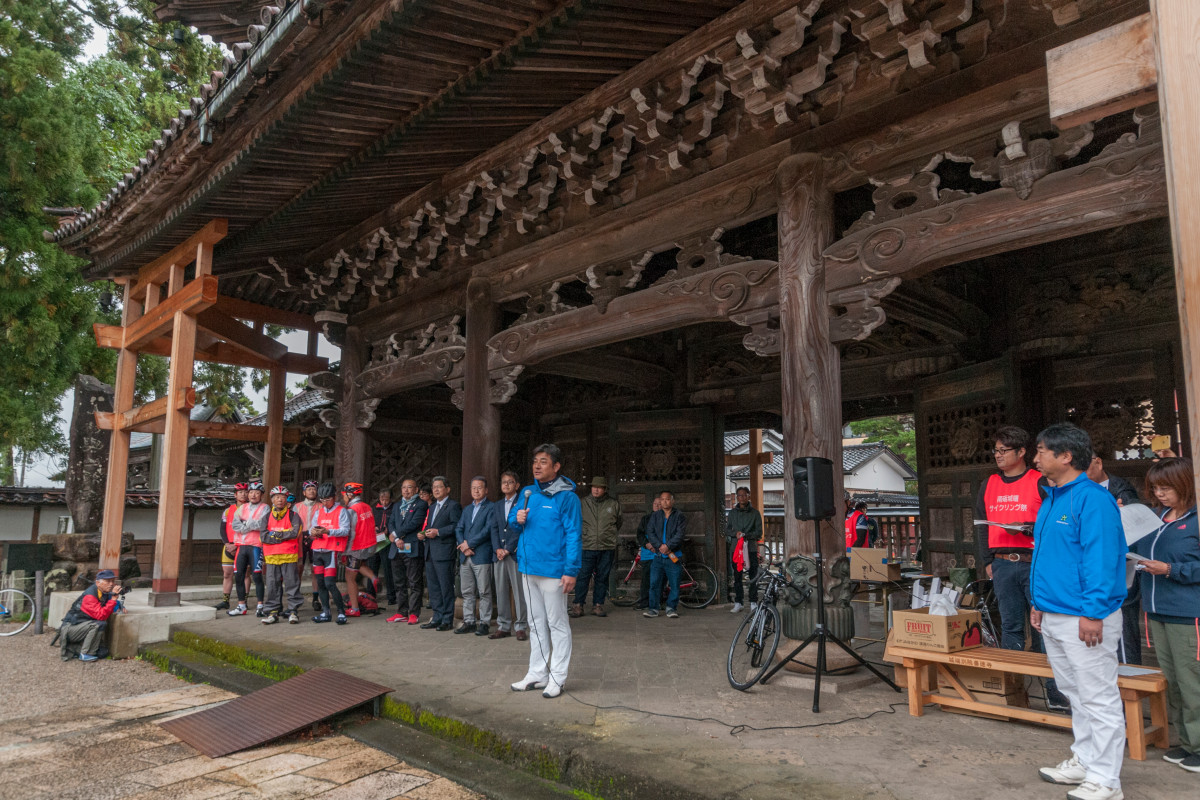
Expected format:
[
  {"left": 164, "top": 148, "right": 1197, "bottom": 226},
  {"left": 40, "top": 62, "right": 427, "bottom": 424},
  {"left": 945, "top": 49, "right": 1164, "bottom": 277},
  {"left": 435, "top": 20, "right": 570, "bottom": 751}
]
[{"left": 93, "top": 219, "right": 328, "bottom": 606}]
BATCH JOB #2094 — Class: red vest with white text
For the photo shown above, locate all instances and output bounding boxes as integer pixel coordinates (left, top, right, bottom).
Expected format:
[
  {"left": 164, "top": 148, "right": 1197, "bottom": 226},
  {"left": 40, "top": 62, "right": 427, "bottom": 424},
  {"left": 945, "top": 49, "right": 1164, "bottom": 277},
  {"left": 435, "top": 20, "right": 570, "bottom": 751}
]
[
  {"left": 983, "top": 470, "right": 1043, "bottom": 550},
  {"left": 311, "top": 504, "right": 349, "bottom": 552},
  {"left": 348, "top": 499, "right": 377, "bottom": 552},
  {"left": 845, "top": 510, "right": 864, "bottom": 548}
]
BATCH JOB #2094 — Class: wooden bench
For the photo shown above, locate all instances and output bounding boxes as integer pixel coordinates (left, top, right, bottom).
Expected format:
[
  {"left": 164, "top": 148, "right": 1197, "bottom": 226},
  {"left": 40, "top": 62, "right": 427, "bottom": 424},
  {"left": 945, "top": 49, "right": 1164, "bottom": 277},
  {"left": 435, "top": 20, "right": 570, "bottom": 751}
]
[{"left": 884, "top": 641, "right": 1169, "bottom": 760}]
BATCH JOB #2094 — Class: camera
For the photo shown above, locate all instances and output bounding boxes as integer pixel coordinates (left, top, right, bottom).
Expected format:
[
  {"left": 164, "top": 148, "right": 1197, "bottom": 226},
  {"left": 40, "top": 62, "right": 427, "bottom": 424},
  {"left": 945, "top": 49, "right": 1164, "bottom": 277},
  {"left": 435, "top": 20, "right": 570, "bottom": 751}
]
[{"left": 118, "top": 584, "right": 132, "bottom": 596}]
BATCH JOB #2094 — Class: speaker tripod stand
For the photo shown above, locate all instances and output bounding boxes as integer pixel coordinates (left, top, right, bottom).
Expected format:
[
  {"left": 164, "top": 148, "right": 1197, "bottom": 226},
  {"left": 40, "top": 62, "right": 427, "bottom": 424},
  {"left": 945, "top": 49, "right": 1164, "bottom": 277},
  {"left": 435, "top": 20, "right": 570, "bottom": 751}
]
[{"left": 759, "top": 519, "right": 900, "bottom": 712}]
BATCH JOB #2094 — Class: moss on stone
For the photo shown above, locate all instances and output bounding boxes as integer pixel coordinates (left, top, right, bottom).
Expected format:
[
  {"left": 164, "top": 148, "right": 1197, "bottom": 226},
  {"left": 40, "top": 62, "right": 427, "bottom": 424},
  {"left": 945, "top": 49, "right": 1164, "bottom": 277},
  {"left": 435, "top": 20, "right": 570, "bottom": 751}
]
[{"left": 171, "top": 631, "right": 305, "bottom": 682}]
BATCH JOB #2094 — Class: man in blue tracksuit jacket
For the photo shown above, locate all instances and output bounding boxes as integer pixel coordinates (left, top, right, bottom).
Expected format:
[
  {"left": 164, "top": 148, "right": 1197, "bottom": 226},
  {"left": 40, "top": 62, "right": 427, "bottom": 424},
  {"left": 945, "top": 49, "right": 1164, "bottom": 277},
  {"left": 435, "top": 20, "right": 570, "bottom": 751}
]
[
  {"left": 506, "top": 443, "right": 582, "bottom": 699},
  {"left": 1029, "top": 423, "right": 1127, "bottom": 800}
]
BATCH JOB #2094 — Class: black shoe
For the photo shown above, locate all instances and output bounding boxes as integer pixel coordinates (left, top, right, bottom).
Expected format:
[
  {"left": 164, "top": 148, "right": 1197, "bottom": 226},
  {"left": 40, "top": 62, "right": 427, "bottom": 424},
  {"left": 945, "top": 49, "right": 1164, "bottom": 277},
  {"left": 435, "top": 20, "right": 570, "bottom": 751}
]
[
  {"left": 1046, "top": 687, "right": 1072, "bottom": 714},
  {"left": 475, "top": 623, "right": 489, "bottom": 636},
  {"left": 436, "top": 622, "right": 453, "bottom": 631},
  {"left": 453, "top": 623, "right": 474, "bottom": 634},
  {"left": 214, "top": 599, "right": 230, "bottom": 611},
  {"left": 419, "top": 620, "right": 438, "bottom": 629},
  {"left": 1164, "top": 747, "right": 1191, "bottom": 764},
  {"left": 312, "top": 612, "right": 331, "bottom": 623},
  {"left": 312, "top": 596, "right": 322, "bottom": 612}
]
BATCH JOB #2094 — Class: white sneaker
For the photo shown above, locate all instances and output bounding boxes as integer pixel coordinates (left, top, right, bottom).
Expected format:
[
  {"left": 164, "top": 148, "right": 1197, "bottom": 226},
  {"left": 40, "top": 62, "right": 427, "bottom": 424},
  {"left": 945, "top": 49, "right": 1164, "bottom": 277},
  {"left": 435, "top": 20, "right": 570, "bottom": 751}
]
[
  {"left": 1067, "top": 781, "right": 1123, "bottom": 800},
  {"left": 227, "top": 604, "right": 247, "bottom": 617},
  {"left": 730, "top": 603, "right": 744, "bottom": 613},
  {"left": 542, "top": 680, "right": 563, "bottom": 699},
  {"left": 510, "top": 675, "right": 547, "bottom": 692},
  {"left": 1039, "top": 756, "right": 1086, "bottom": 785}
]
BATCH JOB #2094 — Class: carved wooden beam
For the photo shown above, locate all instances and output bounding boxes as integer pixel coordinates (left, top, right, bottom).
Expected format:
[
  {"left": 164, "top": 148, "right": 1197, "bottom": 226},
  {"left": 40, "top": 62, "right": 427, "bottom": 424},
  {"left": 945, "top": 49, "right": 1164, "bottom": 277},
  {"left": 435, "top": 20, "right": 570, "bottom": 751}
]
[
  {"left": 489, "top": 259, "right": 779, "bottom": 368},
  {"left": 824, "top": 142, "right": 1167, "bottom": 290},
  {"left": 212, "top": 294, "right": 321, "bottom": 332},
  {"left": 529, "top": 353, "right": 673, "bottom": 391},
  {"left": 94, "top": 322, "right": 327, "bottom": 373},
  {"left": 196, "top": 308, "right": 289, "bottom": 361},
  {"left": 120, "top": 275, "right": 218, "bottom": 351},
  {"left": 357, "top": 346, "right": 466, "bottom": 400}
]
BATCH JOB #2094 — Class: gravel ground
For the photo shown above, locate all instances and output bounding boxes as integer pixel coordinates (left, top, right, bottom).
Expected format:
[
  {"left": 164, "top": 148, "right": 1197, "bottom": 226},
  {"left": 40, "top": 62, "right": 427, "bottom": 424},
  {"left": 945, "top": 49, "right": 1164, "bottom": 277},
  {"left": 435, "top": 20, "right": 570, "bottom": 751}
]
[{"left": 0, "top": 628, "right": 182, "bottom": 723}]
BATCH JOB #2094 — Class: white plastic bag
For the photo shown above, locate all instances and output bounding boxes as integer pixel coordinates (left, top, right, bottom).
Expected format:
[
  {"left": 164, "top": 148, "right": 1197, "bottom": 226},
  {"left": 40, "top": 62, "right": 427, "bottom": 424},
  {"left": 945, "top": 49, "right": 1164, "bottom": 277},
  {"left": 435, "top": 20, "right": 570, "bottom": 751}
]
[{"left": 927, "top": 594, "right": 957, "bottom": 616}]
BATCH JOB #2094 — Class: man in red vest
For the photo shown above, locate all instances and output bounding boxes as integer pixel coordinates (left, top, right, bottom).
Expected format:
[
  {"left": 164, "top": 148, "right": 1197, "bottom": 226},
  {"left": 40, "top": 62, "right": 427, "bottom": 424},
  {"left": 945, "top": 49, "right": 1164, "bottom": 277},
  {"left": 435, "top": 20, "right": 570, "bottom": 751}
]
[
  {"left": 309, "top": 482, "right": 350, "bottom": 623},
  {"left": 293, "top": 480, "right": 323, "bottom": 613},
  {"left": 341, "top": 482, "right": 381, "bottom": 617},
  {"left": 261, "top": 486, "right": 303, "bottom": 624},
  {"left": 974, "top": 425, "right": 1068, "bottom": 712},
  {"left": 215, "top": 482, "right": 247, "bottom": 610}
]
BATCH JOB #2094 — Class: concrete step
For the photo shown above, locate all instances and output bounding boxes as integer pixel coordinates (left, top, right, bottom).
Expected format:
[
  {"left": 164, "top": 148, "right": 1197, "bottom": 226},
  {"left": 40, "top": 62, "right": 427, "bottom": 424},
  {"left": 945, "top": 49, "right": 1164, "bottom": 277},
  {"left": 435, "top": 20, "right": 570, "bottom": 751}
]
[{"left": 139, "top": 640, "right": 277, "bottom": 696}]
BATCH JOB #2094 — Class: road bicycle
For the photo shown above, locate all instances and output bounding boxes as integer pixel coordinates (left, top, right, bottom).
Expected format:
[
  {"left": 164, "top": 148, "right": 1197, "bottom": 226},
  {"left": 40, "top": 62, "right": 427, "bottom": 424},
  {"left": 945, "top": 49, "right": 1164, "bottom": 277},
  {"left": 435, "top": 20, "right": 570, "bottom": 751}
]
[
  {"left": 0, "top": 588, "right": 35, "bottom": 637},
  {"left": 610, "top": 541, "right": 719, "bottom": 609},
  {"left": 726, "top": 558, "right": 807, "bottom": 690},
  {"left": 958, "top": 579, "right": 1000, "bottom": 648}
]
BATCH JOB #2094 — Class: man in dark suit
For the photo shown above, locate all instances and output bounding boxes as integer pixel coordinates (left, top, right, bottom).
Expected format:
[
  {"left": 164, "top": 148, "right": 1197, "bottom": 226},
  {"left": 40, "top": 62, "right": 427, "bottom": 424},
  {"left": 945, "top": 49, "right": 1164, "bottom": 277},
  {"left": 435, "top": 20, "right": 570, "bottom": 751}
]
[
  {"left": 420, "top": 476, "right": 462, "bottom": 630},
  {"left": 455, "top": 476, "right": 500, "bottom": 636},
  {"left": 386, "top": 478, "right": 428, "bottom": 625}
]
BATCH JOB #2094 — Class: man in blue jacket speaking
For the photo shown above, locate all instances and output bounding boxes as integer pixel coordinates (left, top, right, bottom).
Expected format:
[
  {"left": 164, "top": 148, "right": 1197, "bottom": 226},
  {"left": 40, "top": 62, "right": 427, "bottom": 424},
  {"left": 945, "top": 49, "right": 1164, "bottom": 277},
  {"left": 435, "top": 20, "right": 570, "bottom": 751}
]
[
  {"left": 507, "top": 443, "right": 583, "bottom": 699},
  {"left": 1030, "top": 423, "right": 1127, "bottom": 800}
]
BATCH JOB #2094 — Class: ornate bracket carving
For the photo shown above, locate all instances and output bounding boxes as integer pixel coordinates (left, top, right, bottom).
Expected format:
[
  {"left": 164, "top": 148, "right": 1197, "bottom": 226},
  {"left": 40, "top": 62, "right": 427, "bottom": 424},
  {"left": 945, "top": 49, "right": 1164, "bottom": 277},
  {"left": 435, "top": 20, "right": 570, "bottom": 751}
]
[
  {"left": 516, "top": 282, "right": 574, "bottom": 324},
  {"left": 357, "top": 316, "right": 467, "bottom": 399},
  {"left": 729, "top": 308, "right": 780, "bottom": 356},
  {"left": 828, "top": 277, "right": 901, "bottom": 343},
  {"left": 314, "top": 310, "right": 347, "bottom": 346},
  {"left": 447, "top": 365, "right": 526, "bottom": 410},
  {"left": 586, "top": 252, "right": 650, "bottom": 313}
]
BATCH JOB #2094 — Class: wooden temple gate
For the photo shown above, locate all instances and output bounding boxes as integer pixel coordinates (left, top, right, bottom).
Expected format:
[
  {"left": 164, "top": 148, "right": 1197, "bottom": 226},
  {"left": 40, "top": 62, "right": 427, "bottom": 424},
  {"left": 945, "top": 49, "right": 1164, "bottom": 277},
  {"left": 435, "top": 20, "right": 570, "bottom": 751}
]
[{"left": 47, "top": 1, "right": 1200, "bottom": 594}]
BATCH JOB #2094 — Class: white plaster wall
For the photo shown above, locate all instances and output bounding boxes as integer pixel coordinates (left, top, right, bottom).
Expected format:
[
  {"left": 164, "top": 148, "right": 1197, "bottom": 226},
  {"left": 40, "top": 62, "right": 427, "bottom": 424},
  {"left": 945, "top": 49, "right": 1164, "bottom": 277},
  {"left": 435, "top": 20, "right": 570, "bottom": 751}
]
[
  {"left": 843, "top": 459, "right": 907, "bottom": 492},
  {"left": 0, "top": 507, "right": 39, "bottom": 542}
]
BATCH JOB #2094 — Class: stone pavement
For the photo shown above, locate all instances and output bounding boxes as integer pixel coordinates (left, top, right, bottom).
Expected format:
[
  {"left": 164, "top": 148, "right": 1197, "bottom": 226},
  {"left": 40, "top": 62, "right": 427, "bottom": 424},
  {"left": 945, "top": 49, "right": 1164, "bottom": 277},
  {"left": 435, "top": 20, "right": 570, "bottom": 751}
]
[
  {"left": 0, "top": 683, "right": 481, "bottom": 800},
  {"left": 171, "top": 603, "right": 1196, "bottom": 800}
]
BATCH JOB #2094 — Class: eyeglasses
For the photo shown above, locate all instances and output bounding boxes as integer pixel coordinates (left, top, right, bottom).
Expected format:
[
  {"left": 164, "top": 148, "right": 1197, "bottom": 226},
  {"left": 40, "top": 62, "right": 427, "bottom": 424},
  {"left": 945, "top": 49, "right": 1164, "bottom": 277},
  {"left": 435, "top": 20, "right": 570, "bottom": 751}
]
[{"left": 991, "top": 447, "right": 1016, "bottom": 456}]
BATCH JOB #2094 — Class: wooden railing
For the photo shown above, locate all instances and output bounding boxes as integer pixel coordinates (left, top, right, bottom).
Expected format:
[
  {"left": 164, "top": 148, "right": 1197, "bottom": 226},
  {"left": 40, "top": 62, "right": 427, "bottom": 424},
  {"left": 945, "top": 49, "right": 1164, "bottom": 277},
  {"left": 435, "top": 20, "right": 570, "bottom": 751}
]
[{"left": 759, "top": 512, "right": 921, "bottom": 561}]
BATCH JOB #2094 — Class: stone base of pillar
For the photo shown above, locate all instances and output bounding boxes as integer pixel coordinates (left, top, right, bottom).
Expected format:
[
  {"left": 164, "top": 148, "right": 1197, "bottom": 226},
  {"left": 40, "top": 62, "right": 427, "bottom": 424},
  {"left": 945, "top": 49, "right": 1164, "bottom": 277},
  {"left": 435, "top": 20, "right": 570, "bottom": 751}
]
[{"left": 147, "top": 590, "right": 181, "bottom": 608}]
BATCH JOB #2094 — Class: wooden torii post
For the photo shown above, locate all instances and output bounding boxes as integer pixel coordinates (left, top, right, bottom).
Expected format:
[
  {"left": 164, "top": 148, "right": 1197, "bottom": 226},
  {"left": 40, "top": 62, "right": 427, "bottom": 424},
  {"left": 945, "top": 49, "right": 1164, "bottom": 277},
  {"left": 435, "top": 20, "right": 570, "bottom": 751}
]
[
  {"left": 93, "top": 219, "right": 327, "bottom": 606},
  {"left": 724, "top": 429, "right": 772, "bottom": 514}
]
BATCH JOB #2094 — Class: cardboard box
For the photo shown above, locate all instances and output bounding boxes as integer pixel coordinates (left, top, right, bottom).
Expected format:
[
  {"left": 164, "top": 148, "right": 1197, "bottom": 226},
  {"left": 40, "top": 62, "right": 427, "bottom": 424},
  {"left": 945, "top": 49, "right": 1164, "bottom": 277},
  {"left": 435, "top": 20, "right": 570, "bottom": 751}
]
[
  {"left": 890, "top": 607, "right": 983, "bottom": 653},
  {"left": 892, "top": 663, "right": 936, "bottom": 691},
  {"left": 848, "top": 547, "right": 901, "bottom": 582},
  {"left": 936, "top": 664, "right": 1024, "bottom": 696}
]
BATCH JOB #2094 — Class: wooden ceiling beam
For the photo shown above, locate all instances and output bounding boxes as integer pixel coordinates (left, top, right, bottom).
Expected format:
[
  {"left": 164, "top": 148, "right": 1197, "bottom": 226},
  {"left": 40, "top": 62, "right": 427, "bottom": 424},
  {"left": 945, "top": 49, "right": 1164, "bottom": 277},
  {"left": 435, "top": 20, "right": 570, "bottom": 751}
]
[
  {"left": 121, "top": 275, "right": 218, "bottom": 351},
  {"left": 94, "top": 323, "right": 328, "bottom": 374},
  {"left": 130, "top": 219, "right": 227, "bottom": 301},
  {"left": 212, "top": 294, "right": 321, "bottom": 332},
  {"left": 196, "top": 308, "right": 289, "bottom": 361}
]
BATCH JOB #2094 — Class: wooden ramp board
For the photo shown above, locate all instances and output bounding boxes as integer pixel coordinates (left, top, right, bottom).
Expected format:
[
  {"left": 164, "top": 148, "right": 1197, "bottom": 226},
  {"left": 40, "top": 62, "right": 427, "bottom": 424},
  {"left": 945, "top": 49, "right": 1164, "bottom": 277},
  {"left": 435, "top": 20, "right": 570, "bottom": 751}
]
[{"left": 159, "top": 668, "right": 392, "bottom": 757}]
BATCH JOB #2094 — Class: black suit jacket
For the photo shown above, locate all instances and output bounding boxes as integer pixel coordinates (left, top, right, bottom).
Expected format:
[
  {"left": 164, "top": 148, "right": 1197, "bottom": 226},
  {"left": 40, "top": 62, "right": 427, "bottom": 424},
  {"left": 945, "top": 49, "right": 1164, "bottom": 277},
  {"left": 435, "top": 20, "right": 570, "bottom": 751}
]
[
  {"left": 388, "top": 498, "right": 429, "bottom": 560},
  {"left": 423, "top": 498, "right": 462, "bottom": 562}
]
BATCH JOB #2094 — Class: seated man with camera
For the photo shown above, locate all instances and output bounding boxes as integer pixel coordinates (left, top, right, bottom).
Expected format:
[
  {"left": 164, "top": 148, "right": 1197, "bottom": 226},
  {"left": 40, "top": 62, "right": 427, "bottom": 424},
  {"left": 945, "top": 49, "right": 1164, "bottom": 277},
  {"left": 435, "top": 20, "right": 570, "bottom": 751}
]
[{"left": 58, "top": 569, "right": 127, "bottom": 661}]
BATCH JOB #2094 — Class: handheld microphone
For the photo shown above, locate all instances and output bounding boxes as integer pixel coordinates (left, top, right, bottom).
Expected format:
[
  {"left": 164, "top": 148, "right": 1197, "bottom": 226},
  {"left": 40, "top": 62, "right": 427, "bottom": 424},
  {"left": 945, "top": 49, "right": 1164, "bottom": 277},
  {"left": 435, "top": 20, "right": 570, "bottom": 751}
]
[{"left": 521, "top": 488, "right": 532, "bottom": 510}]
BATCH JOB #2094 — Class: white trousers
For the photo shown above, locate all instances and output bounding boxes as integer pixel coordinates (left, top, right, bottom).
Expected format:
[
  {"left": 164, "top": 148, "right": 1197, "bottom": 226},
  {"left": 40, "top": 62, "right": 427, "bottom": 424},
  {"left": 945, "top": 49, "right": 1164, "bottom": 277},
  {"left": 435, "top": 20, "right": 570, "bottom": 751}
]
[
  {"left": 1041, "top": 610, "right": 1125, "bottom": 789},
  {"left": 521, "top": 573, "right": 572, "bottom": 685}
]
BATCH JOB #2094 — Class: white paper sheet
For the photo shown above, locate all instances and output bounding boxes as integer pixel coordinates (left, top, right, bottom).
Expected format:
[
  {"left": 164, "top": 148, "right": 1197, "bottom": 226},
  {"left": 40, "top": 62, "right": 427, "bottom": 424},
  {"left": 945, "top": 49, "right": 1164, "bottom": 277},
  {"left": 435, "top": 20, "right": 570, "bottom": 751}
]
[
  {"left": 1120, "top": 502, "right": 1164, "bottom": 546},
  {"left": 1117, "top": 665, "right": 1160, "bottom": 677}
]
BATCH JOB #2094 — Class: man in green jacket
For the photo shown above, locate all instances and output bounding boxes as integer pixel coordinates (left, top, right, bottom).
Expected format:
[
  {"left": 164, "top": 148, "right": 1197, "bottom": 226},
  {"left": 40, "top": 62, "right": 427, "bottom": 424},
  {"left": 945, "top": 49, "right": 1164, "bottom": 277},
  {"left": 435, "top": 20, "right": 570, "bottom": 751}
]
[
  {"left": 726, "top": 487, "right": 763, "bottom": 613},
  {"left": 572, "top": 477, "right": 623, "bottom": 617}
]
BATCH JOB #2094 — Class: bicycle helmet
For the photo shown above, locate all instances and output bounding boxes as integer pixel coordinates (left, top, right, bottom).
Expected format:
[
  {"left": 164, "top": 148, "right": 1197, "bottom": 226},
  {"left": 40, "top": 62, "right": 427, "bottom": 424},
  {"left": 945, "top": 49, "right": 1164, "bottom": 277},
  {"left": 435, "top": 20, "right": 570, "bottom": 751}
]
[
  {"left": 247, "top": 480, "right": 265, "bottom": 492},
  {"left": 270, "top": 485, "right": 289, "bottom": 498},
  {"left": 317, "top": 481, "right": 338, "bottom": 499}
]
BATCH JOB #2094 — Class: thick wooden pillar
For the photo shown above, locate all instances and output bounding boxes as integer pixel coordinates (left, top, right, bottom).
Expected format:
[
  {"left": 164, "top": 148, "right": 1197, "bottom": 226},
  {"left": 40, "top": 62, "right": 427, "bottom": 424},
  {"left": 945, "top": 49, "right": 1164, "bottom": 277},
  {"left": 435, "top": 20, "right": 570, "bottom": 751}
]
[
  {"left": 1151, "top": 1, "right": 1200, "bottom": 488},
  {"left": 748, "top": 428, "right": 765, "bottom": 515},
  {"left": 263, "top": 367, "right": 286, "bottom": 489},
  {"left": 99, "top": 282, "right": 140, "bottom": 570},
  {"left": 776, "top": 154, "right": 844, "bottom": 558},
  {"left": 461, "top": 277, "right": 501, "bottom": 502},
  {"left": 333, "top": 325, "right": 371, "bottom": 486},
  {"left": 149, "top": 299, "right": 197, "bottom": 605}
]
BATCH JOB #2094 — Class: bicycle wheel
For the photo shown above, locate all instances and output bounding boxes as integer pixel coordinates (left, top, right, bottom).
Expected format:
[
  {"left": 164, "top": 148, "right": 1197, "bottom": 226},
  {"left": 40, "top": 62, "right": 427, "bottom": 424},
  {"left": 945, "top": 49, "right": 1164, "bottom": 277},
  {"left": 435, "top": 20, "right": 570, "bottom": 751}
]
[
  {"left": 727, "top": 602, "right": 781, "bottom": 691},
  {"left": 679, "top": 563, "right": 718, "bottom": 609},
  {"left": 0, "top": 588, "right": 35, "bottom": 637},
  {"left": 610, "top": 565, "right": 640, "bottom": 607}
]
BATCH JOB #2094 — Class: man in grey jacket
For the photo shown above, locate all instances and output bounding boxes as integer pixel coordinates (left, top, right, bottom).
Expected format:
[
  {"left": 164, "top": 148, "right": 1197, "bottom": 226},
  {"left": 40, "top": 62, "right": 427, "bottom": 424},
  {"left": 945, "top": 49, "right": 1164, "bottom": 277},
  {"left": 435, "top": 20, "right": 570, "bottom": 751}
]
[
  {"left": 572, "top": 477, "right": 622, "bottom": 618},
  {"left": 725, "top": 487, "right": 763, "bottom": 613}
]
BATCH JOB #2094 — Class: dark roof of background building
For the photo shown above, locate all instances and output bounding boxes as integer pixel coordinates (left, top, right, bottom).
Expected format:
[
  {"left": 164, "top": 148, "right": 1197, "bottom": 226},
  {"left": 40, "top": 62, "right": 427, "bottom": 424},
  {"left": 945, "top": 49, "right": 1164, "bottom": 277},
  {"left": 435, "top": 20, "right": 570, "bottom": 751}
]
[
  {"left": 0, "top": 487, "right": 233, "bottom": 509},
  {"left": 727, "top": 442, "right": 915, "bottom": 479}
]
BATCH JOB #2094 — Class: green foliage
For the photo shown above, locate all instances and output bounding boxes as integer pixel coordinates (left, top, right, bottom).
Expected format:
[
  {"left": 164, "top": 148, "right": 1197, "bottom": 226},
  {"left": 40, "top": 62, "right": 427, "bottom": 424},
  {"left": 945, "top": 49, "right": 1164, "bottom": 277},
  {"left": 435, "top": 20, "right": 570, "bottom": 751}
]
[
  {"left": 0, "top": 1, "right": 260, "bottom": 481},
  {"left": 848, "top": 414, "right": 917, "bottom": 468}
]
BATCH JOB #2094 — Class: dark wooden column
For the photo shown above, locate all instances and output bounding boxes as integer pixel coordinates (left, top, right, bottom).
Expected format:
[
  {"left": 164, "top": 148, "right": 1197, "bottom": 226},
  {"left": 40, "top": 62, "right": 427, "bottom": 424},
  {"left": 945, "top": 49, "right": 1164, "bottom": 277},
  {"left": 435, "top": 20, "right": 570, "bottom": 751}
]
[
  {"left": 776, "top": 153, "right": 844, "bottom": 558},
  {"left": 461, "top": 277, "right": 501, "bottom": 502},
  {"left": 333, "top": 324, "right": 371, "bottom": 486}
]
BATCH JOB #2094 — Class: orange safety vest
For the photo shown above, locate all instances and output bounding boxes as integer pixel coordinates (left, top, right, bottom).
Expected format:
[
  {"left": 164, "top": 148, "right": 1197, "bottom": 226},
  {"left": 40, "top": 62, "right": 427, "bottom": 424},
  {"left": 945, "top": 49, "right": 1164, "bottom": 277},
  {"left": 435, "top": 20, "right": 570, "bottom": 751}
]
[
  {"left": 262, "top": 509, "right": 301, "bottom": 559},
  {"left": 223, "top": 503, "right": 239, "bottom": 544},
  {"left": 348, "top": 499, "right": 377, "bottom": 552},
  {"left": 311, "top": 504, "right": 349, "bottom": 552},
  {"left": 294, "top": 500, "right": 318, "bottom": 533},
  {"left": 982, "top": 470, "right": 1042, "bottom": 550},
  {"left": 231, "top": 502, "right": 265, "bottom": 547}
]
